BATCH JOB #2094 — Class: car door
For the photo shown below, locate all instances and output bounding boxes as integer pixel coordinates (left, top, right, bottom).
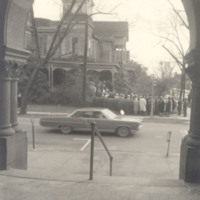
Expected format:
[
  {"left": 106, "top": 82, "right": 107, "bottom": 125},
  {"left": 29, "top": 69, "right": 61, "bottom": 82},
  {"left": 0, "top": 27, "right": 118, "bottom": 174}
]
[
  {"left": 69, "top": 111, "right": 90, "bottom": 131},
  {"left": 90, "top": 111, "right": 114, "bottom": 133}
]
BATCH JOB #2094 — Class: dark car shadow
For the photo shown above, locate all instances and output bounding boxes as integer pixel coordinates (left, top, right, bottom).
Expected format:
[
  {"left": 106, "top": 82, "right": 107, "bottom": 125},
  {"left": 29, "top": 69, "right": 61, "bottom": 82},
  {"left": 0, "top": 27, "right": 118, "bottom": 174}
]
[{"left": 41, "top": 128, "right": 138, "bottom": 139}]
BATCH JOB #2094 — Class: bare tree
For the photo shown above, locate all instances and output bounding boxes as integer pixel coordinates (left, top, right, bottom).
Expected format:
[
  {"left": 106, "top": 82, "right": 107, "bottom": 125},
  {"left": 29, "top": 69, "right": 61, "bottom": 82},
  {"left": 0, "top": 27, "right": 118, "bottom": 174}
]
[
  {"left": 158, "top": 0, "right": 189, "bottom": 99},
  {"left": 20, "top": 0, "right": 87, "bottom": 114},
  {"left": 20, "top": 0, "right": 114, "bottom": 113}
]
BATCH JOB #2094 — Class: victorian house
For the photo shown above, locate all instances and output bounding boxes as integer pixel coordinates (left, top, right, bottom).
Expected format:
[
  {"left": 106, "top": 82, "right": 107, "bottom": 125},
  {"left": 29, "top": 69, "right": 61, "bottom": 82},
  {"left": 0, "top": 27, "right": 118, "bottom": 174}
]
[{"left": 31, "top": 0, "right": 129, "bottom": 92}]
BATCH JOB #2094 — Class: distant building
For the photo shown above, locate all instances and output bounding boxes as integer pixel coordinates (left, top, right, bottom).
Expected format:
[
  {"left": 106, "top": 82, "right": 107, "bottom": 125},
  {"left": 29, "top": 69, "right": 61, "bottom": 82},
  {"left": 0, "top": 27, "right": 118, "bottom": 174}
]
[{"left": 27, "top": 0, "right": 129, "bottom": 92}]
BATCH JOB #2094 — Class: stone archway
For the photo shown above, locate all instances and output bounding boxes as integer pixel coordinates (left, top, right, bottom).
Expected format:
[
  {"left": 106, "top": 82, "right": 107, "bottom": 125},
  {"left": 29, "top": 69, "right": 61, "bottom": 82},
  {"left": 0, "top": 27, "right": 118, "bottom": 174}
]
[
  {"left": 0, "top": 0, "right": 33, "bottom": 170},
  {"left": 1, "top": 0, "right": 200, "bottom": 182},
  {"left": 179, "top": 0, "right": 200, "bottom": 183}
]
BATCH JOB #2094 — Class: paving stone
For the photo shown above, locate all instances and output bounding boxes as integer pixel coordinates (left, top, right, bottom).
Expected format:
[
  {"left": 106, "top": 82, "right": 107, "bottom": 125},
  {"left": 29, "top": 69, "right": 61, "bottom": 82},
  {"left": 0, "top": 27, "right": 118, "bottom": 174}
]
[
  {"left": 109, "top": 191, "right": 131, "bottom": 200},
  {"left": 131, "top": 193, "right": 149, "bottom": 200},
  {"left": 149, "top": 193, "right": 169, "bottom": 200}
]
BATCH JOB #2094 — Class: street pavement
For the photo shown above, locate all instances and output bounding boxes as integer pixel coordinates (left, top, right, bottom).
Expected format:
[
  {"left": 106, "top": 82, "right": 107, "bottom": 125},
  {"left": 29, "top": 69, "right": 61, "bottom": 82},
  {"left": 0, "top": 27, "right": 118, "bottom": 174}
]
[{"left": 0, "top": 105, "right": 199, "bottom": 200}]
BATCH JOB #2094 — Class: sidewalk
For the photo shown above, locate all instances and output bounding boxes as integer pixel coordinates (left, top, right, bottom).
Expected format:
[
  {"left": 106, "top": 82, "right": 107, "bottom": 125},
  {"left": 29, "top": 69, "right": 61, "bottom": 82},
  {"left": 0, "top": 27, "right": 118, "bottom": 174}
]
[
  {"left": 0, "top": 147, "right": 200, "bottom": 200},
  {"left": 20, "top": 104, "right": 191, "bottom": 121},
  {"left": 0, "top": 148, "right": 200, "bottom": 200}
]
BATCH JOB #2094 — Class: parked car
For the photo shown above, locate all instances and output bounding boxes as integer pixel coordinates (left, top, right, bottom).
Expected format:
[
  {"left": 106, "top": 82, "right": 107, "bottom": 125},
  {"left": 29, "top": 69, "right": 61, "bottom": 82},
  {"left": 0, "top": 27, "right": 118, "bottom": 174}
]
[{"left": 39, "top": 108, "right": 143, "bottom": 137}]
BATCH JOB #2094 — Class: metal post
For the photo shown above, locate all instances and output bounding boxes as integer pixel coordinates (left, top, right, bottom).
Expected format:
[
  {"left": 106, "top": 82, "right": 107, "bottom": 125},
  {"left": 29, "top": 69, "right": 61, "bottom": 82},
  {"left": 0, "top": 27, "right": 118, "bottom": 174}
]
[
  {"left": 95, "top": 127, "right": 113, "bottom": 176},
  {"left": 89, "top": 122, "right": 95, "bottom": 180},
  {"left": 166, "top": 131, "right": 171, "bottom": 157},
  {"left": 110, "top": 157, "right": 113, "bottom": 176},
  {"left": 30, "top": 118, "right": 35, "bottom": 150}
]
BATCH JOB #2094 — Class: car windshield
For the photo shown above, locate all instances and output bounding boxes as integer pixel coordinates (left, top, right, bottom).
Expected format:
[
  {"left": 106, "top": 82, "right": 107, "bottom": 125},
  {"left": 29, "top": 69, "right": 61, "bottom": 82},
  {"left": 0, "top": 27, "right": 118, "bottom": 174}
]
[{"left": 102, "top": 109, "right": 117, "bottom": 119}]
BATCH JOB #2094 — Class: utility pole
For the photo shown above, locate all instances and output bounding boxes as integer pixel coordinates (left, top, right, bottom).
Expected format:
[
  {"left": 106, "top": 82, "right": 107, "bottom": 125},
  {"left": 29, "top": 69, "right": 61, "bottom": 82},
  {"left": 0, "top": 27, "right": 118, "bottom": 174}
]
[{"left": 82, "top": 15, "right": 88, "bottom": 106}]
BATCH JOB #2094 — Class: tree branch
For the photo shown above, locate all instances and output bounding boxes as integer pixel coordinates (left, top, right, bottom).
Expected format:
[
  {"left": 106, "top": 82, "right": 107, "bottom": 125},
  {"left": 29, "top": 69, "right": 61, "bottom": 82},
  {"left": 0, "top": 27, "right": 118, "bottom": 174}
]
[
  {"left": 155, "top": 33, "right": 185, "bottom": 58},
  {"left": 42, "top": 0, "right": 78, "bottom": 67},
  {"left": 30, "top": 6, "right": 41, "bottom": 64},
  {"left": 167, "top": 0, "right": 189, "bottom": 30},
  {"left": 49, "top": 0, "right": 87, "bottom": 59},
  {"left": 162, "top": 45, "right": 184, "bottom": 69}
]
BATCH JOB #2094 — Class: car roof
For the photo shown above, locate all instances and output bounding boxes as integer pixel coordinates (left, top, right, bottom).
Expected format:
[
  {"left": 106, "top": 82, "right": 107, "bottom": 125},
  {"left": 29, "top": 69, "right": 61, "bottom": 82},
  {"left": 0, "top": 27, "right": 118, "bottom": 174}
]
[{"left": 74, "top": 107, "right": 107, "bottom": 112}]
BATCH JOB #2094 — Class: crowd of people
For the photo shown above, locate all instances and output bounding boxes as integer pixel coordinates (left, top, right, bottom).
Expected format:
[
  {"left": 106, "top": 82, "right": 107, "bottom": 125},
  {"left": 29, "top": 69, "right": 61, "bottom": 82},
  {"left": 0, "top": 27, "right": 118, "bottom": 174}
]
[
  {"left": 114, "top": 94, "right": 188, "bottom": 117},
  {"left": 88, "top": 81, "right": 189, "bottom": 117}
]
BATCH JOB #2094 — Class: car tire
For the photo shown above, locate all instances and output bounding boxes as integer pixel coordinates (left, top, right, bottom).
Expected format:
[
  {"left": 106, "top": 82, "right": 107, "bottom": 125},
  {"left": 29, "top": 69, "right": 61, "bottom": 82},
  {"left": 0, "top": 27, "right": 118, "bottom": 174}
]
[
  {"left": 117, "top": 126, "right": 130, "bottom": 137},
  {"left": 59, "top": 125, "right": 72, "bottom": 134}
]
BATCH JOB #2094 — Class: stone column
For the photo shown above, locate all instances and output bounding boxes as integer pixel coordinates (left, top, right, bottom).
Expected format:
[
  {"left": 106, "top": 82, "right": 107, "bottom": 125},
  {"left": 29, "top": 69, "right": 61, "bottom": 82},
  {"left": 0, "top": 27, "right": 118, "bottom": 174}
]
[
  {"left": 0, "top": 78, "right": 15, "bottom": 136},
  {"left": 0, "top": 45, "right": 15, "bottom": 136},
  {"left": 10, "top": 78, "right": 21, "bottom": 133},
  {"left": 0, "top": 45, "right": 27, "bottom": 170},
  {"left": 179, "top": 49, "right": 200, "bottom": 183}
]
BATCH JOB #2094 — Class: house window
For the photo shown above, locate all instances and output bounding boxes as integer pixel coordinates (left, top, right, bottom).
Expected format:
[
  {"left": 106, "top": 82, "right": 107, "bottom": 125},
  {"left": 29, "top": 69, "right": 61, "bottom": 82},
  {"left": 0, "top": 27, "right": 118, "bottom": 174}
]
[
  {"left": 39, "top": 35, "right": 47, "bottom": 55},
  {"left": 72, "top": 37, "right": 78, "bottom": 55}
]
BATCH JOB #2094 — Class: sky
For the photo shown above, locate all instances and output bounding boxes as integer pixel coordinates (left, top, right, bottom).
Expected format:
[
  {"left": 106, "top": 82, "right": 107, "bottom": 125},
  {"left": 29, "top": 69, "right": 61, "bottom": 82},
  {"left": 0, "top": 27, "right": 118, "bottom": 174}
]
[{"left": 33, "top": 0, "right": 188, "bottom": 74}]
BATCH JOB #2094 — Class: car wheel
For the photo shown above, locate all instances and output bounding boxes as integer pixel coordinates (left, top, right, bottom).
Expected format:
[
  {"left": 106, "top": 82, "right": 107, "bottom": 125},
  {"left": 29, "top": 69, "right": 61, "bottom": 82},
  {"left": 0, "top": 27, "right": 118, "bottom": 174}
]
[
  {"left": 117, "top": 127, "right": 130, "bottom": 137},
  {"left": 59, "top": 125, "right": 72, "bottom": 134}
]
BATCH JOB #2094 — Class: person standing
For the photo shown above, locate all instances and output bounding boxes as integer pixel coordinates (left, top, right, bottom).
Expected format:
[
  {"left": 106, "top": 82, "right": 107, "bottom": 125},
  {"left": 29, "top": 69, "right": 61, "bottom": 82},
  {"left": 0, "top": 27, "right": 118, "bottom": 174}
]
[
  {"left": 139, "top": 96, "right": 147, "bottom": 115},
  {"left": 165, "top": 97, "right": 171, "bottom": 117},
  {"left": 133, "top": 96, "right": 139, "bottom": 115},
  {"left": 154, "top": 96, "right": 159, "bottom": 115},
  {"left": 183, "top": 98, "right": 188, "bottom": 117},
  {"left": 18, "top": 93, "right": 22, "bottom": 107},
  {"left": 177, "top": 98, "right": 182, "bottom": 116},
  {"left": 159, "top": 96, "right": 165, "bottom": 116},
  {"left": 171, "top": 97, "right": 176, "bottom": 113},
  {"left": 146, "top": 96, "right": 151, "bottom": 115}
]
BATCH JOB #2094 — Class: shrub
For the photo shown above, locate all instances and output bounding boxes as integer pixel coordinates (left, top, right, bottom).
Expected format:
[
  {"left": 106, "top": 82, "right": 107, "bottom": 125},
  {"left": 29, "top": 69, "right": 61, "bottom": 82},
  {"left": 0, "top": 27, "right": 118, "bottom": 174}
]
[
  {"left": 92, "top": 97, "right": 133, "bottom": 114},
  {"left": 29, "top": 88, "right": 83, "bottom": 106}
]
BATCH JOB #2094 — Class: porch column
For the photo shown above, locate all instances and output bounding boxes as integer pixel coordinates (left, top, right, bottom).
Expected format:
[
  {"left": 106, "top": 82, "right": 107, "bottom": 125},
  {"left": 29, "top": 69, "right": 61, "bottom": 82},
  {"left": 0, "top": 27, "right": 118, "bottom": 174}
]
[
  {"left": 179, "top": 49, "right": 200, "bottom": 183},
  {"left": 111, "top": 71, "right": 115, "bottom": 91},
  {"left": 50, "top": 65, "right": 54, "bottom": 91},
  {"left": 48, "top": 64, "right": 54, "bottom": 92}
]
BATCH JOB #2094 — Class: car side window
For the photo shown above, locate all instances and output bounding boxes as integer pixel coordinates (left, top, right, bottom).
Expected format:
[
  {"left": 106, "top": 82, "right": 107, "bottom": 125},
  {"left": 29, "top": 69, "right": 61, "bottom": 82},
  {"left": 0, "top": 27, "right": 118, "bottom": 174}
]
[
  {"left": 71, "top": 111, "right": 106, "bottom": 118},
  {"left": 71, "top": 111, "right": 92, "bottom": 118},
  {"left": 92, "top": 111, "right": 105, "bottom": 119},
  {"left": 82, "top": 111, "right": 93, "bottom": 118},
  {"left": 71, "top": 111, "right": 83, "bottom": 118}
]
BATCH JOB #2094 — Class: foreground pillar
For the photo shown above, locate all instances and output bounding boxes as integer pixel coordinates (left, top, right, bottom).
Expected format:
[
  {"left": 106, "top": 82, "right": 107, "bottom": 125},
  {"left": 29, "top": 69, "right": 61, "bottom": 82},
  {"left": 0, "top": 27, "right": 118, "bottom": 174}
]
[
  {"left": 0, "top": 78, "right": 15, "bottom": 136},
  {"left": 0, "top": 77, "right": 27, "bottom": 170},
  {"left": 0, "top": 47, "right": 27, "bottom": 170},
  {"left": 0, "top": 0, "right": 34, "bottom": 170},
  {"left": 10, "top": 78, "right": 21, "bottom": 133},
  {"left": 179, "top": 49, "right": 200, "bottom": 183}
]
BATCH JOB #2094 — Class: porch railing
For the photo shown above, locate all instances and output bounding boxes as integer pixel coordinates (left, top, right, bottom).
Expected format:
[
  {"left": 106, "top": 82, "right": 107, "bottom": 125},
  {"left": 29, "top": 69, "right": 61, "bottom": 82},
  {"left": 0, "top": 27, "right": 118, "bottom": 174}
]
[{"left": 89, "top": 122, "right": 113, "bottom": 180}]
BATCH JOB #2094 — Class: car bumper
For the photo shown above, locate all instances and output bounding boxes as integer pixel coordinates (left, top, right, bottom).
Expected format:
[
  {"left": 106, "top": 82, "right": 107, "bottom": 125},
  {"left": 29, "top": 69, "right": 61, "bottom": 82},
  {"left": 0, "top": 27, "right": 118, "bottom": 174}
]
[{"left": 130, "top": 124, "right": 142, "bottom": 134}]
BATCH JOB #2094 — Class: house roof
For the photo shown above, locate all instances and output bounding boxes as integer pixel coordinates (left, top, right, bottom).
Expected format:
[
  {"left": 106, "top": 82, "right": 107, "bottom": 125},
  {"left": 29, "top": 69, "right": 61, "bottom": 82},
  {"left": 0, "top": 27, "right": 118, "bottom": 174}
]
[
  {"left": 93, "top": 21, "right": 129, "bottom": 41},
  {"left": 35, "top": 18, "right": 58, "bottom": 27},
  {"left": 34, "top": 18, "right": 129, "bottom": 41}
]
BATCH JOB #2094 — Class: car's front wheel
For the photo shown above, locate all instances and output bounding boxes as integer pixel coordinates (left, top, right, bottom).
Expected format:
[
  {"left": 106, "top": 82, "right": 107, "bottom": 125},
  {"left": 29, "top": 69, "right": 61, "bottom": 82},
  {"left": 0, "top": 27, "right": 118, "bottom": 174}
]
[
  {"left": 116, "top": 126, "right": 130, "bottom": 137},
  {"left": 59, "top": 125, "right": 72, "bottom": 134}
]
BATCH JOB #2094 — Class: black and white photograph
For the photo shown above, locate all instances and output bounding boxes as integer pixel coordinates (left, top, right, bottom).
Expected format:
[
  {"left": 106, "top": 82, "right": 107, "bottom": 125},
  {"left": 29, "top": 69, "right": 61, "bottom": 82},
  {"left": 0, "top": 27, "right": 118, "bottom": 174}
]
[{"left": 0, "top": 0, "right": 200, "bottom": 199}]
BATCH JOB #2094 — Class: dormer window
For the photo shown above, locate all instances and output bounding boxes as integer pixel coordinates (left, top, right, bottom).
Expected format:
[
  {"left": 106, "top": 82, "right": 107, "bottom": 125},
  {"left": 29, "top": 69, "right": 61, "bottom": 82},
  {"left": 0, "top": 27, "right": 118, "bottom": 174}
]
[{"left": 62, "top": 0, "right": 94, "bottom": 15}]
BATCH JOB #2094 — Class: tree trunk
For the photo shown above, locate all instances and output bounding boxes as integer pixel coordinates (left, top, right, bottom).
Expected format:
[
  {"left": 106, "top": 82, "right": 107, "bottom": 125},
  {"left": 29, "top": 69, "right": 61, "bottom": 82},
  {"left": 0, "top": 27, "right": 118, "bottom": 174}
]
[
  {"left": 179, "top": 68, "right": 186, "bottom": 100},
  {"left": 182, "top": 69, "right": 186, "bottom": 99},
  {"left": 19, "top": 66, "right": 40, "bottom": 114}
]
